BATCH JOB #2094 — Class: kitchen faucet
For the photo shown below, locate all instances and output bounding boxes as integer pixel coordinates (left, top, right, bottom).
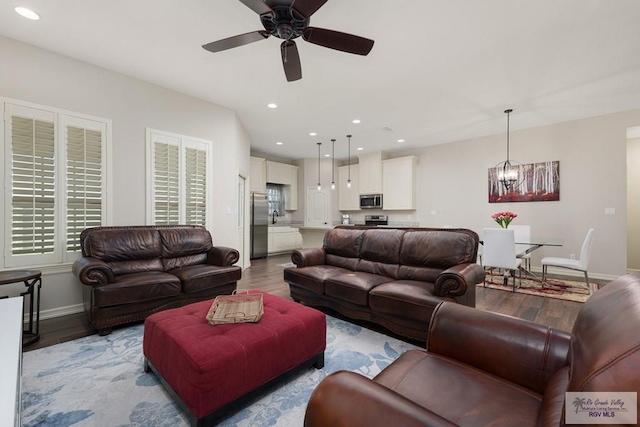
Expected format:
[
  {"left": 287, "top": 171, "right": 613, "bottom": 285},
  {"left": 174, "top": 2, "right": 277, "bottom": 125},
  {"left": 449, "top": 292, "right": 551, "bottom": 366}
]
[{"left": 272, "top": 210, "right": 279, "bottom": 224}]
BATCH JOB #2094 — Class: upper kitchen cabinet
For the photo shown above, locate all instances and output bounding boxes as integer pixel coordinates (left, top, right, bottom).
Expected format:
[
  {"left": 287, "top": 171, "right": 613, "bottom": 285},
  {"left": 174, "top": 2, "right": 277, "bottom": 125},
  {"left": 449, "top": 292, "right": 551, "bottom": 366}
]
[
  {"left": 382, "top": 156, "right": 417, "bottom": 210},
  {"left": 266, "top": 160, "right": 298, "bottom": 210},
  {"left": 358, "top": 151, "right": 386, "bottom": 195},
  {"left": 250, "top": 156, "right": 266, "bottom": 193},
  {"left": 338, "top": 164, "right": 360, "bottom": 211}
]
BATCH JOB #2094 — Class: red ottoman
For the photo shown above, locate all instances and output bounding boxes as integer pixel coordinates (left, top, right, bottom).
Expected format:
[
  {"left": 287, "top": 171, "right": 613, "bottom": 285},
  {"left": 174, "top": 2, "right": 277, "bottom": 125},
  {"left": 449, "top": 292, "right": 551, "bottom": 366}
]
[{"left": 143, "top": 291, "right": 326, "bottom": 426}]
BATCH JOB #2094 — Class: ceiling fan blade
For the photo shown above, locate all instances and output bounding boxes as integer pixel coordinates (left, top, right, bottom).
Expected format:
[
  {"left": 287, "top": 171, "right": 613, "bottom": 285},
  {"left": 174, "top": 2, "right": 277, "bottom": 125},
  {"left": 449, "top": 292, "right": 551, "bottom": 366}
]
[
  {"left": 303, "top": 27, "right": 374, "bottom": 55},
  {"left": 291, "top": 0, "right": 328, "bottom": 18},
  {"left": 202, "top": 31, "right": 269, "bottom": 53},
  {"left": 238, "top": 0, "right": 273, "bottom": 15},
  {"left": 281, "top": 41, "right": 302, "bottom": 82}
]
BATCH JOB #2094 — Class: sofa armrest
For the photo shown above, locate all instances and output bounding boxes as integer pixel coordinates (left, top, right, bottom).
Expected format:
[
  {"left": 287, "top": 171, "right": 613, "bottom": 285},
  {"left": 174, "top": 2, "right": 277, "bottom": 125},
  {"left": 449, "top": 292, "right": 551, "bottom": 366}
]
[
  {"left": 305, "top": 371, "right": 457, "bottom": 427},
  {"left": 291, "top": 247, "right": 326, "bottom": 267},
  {"left": 207, "top": 246, "right": 240, "bottom": 266},
  {"left": 72, "top": 257, "right": 114, "bottom": 286},
  {"left": 427, "top": 302, "right": 571, "bottom": 394},
  {"left": 434, "top": 263, "right": 485, "bottom": 298}
]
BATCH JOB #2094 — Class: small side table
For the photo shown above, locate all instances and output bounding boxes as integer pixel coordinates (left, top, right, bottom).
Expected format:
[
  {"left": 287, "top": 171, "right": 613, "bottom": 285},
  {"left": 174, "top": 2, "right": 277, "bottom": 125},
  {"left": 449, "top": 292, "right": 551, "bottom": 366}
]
[{"left": 0, "top": 270, "right": 42, "bottom": 347}]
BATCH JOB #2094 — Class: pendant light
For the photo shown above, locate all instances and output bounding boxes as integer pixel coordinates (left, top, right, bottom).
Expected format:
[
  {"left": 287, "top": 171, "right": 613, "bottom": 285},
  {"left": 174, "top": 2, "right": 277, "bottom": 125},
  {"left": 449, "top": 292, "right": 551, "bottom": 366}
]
[
  {"left": 317, "top": 142, "right": 322, "bottom": 190},
  {"left": 346, "top": 135, "right": 352, "bottom": 188},
  {"left": 331, "top": 139, "right": 336, "bottom": 190},
  {"left": 495, "top": 109, "right": 524, "bottom": 192}
]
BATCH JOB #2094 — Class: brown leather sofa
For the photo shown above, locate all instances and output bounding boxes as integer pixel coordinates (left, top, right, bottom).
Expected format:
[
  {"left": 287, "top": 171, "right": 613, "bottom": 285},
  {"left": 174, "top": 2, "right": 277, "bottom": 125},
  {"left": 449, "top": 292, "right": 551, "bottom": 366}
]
[
  {"left": 284, "top": 226, "right": 485, "bottom": 341},
  {"left": 305, "top": 272, "right": 640, "bottom": 427},
  {"left": 73, "top": 225, "right": 241, "bottom": 334}
]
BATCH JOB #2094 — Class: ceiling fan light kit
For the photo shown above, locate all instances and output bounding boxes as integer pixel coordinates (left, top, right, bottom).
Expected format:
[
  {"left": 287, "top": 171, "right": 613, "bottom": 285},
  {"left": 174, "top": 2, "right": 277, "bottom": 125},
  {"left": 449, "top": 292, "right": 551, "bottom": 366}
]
[{"left": 202, "top": 0, "right": 374, "bottom": 82}]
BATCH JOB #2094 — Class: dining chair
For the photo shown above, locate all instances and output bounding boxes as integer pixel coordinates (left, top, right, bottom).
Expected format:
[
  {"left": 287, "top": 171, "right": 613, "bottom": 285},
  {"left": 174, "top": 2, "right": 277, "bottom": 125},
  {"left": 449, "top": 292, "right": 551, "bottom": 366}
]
[
  {"left": 510, "top": 225, "right": 532, "bottom": 271},
  {"left": 482, "top": 228, "right": 523, "bottom": 292},
  {"left": 541, "top": 228, "right": 596, "bottom": 293}
]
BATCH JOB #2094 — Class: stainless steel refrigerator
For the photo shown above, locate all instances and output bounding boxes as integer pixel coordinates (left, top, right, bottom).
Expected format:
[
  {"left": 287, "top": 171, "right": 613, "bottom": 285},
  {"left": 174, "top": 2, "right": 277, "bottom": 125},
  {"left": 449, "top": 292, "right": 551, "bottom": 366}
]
[{"left": 250, "top": 192, "right": 268, "bottom": 259}]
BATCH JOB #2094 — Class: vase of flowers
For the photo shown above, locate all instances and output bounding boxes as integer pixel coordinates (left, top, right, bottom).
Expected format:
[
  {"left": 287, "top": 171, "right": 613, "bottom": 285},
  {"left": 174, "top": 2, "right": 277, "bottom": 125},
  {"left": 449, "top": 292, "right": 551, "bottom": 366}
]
[{"left": 492, "top": 211, "right": 517, "bottom": 228}]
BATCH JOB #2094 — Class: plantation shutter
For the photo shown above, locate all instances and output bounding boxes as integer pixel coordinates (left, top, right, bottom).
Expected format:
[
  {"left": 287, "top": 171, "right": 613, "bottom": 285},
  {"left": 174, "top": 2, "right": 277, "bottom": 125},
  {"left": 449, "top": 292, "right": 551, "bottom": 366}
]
[
  {"left": 184, "top": 144, "right": 206, "bottom": 226},
  {"left": 66, "top": 119, "right": 104, "bottom": 251},
  {"left": 10, "top": 110, "right": 56, "bottom": 257},
  {"left": 153, "top": 138, "right": 180, "bottom": 225}
]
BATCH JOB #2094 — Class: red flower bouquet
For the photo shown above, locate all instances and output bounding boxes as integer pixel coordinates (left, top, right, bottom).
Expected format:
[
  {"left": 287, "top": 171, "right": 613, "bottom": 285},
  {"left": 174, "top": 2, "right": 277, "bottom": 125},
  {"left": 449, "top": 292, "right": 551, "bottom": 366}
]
[{"left": 492, "top": 211, "right": 517, "bottom": 228}]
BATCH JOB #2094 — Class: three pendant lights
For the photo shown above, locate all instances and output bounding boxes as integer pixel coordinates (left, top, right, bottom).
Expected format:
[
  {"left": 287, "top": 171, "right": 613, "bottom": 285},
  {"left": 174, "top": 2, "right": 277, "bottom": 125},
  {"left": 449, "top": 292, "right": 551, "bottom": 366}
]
[{"left": 316, "top": 134, "right": 352, "bottom": 190}]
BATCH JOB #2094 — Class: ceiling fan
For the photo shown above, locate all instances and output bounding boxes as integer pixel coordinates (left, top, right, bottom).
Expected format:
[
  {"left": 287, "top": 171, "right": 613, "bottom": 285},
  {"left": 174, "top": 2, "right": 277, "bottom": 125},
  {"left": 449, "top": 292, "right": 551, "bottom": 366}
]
[{"left": 202, "top": 0, "right": 374, "bottom": 82}]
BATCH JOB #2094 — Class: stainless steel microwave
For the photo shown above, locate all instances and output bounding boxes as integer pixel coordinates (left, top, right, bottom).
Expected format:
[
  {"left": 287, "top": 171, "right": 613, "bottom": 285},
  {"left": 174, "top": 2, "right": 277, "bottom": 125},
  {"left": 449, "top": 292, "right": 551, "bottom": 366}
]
[{"left": 360, "top": 194, "right": 383, "bottom": 209}]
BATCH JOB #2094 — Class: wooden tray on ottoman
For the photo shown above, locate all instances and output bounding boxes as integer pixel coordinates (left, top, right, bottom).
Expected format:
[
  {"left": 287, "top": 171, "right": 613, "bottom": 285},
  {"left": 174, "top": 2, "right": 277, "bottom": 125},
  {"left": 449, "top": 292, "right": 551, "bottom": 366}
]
[
  {"left": 206, "top": 291, "right": 263, "bottom": 325},
  {"left": 143, "top": 291, "right": 326, "bottom": 427}
]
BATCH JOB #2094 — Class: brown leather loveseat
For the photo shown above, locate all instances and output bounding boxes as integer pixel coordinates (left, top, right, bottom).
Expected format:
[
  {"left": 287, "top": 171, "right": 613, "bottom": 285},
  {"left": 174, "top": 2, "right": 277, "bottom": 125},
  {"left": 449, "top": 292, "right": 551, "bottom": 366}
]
[
  {"left": 284, "top": 226, "right": 485, "bottom": 341},
  {"left": 305, "top": 272, "right": 640, "bottom": 427},
  {"left": 73, "top": 225, "right": 241, "bottom": 334}
]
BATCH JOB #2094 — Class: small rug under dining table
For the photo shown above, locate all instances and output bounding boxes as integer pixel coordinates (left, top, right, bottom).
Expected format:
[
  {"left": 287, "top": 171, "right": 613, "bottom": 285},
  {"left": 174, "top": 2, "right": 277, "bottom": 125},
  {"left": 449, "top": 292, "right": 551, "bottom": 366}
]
[{"left": 480, "top": 274, "right": 596, "bottom": 303}]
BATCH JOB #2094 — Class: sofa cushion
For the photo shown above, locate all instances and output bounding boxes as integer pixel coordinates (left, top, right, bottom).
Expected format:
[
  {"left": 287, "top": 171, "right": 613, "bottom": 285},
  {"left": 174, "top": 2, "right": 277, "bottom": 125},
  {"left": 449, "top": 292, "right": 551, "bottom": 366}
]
[
  {"left": 158, "top": 227, "right": 213, "bottom": 257},
  {"left": 369, "top": 281, "right": 452, "bottom": 322},
  {"left": 105, "top": 259, "right": 164, "bottom": 276},
  {"left": 84, "top": 228, "right": 162, "bottom": 262},
  {"left": 163, "top": 253, "right": 208, "bottom": 271},
  {"left": 374, "top": 350, "right": 542, "bottom": 427},
  {"left": 170, "top": 264, "right": 242, "bottom": 294},
  {"left": 323, "top": 228, "right": 365, "bottom": 258},
  {"left": 93, "top": 271, "right": 181, "bottom": 308},
  {"left": 284, "top": 265, "right": 351, "bottom": 295},
  {"left": 325, "top": 273, "right": 394, "bottom": 306},
  {"left": 400, "top": 230, "right": 476, "bottom": 269},
  {"left": 359, "top": 229, "right": 405, "bottom": 265}
]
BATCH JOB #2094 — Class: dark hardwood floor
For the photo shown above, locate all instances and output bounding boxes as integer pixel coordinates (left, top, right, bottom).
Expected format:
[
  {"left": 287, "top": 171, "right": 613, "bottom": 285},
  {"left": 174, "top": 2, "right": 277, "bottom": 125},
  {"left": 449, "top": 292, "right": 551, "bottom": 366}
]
[{"left": 24, "top": 253, "right": 596, "bottom": 352}]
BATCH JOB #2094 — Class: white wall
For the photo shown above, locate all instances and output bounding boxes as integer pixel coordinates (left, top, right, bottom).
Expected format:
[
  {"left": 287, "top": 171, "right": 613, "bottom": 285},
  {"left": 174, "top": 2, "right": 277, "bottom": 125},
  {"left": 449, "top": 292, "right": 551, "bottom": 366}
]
[
  {"left": 628, "top": 136, "right": 640, "bottom": 271},
  {"left": 384, "top": 109, "right": 639, "bottom": 278},
  {"left": 0, "top": 36, "right": 251, "bottom": 315}
]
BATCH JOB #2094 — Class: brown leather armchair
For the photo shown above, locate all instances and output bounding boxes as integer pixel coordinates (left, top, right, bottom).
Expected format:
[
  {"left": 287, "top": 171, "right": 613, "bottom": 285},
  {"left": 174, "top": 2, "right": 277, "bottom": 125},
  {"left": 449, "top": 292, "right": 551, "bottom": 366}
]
[{"left": 305, "top": 272, "right": 640, "bottom": 427}]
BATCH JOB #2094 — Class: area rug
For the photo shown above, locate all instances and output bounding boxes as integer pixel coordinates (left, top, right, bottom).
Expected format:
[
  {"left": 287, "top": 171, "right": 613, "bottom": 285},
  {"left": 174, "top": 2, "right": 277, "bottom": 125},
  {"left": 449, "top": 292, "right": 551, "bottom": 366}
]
[
  {"left": 277, "top": 262, "right": 295, "bottom": 268},
  {"left": 479, "top": 273, "right": 597, "bottom": 303},
  {"left": 21, "top": 315, "right": 419, "bottom": 427}
]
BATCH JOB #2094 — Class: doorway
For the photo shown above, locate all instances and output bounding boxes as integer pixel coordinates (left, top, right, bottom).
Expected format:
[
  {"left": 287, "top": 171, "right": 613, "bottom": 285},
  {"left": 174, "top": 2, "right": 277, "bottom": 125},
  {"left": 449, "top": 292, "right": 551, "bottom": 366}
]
[{"left": 238, "top": 174, "right": 248, "bottom": 269}]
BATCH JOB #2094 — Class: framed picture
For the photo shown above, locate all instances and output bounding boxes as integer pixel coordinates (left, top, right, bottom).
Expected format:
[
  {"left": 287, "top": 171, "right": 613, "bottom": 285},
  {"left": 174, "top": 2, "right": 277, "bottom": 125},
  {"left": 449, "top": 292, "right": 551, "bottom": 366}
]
[{"left": 488, "top": 160, "right": 560, "bottom": 203}]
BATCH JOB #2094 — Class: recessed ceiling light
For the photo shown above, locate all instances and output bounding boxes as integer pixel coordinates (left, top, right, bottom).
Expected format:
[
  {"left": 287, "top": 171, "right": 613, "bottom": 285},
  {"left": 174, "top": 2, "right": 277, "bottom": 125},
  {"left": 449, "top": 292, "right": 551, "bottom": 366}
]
[
  {"left": 324, "top": 154, "right": 330, "bottom": 157},
  {"left": 309, "top": 132, "right": 317, "bottom": 136},
  {"left": 267, "top": 103, "right": 278, "bottom": 109},
  {"left": 357, "top": 147, "right": 364, "bottom": 151},
  {"left": 352, "top": 119, "right": 361, "bottom": 124},
  {"left": 15, "top": 6, "right": 40, "bottom": 20},
  {"left": 397, "top": 139, "right": 405, "bottom": 143},
  {"left": 276, "top": 141, "right": 283, "bottom": 145}
]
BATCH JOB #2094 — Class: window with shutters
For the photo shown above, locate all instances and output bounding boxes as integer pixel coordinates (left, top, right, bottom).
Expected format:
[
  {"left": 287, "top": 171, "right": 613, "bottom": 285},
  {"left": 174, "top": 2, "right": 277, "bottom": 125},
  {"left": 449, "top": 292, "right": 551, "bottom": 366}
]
[
  {"left": 1, "top": 100, "right": 111, "bottom": 268},
  {"left": 146, "top": 129, "right": 210, "bottom": 226}
]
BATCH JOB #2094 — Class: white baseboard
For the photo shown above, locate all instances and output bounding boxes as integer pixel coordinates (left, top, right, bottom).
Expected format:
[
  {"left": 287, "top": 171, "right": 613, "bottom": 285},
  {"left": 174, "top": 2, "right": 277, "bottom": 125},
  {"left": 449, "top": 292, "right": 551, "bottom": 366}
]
[
  {"left": 27, "top": 303, "right": 84, "bottom": 322},
  {"left": 528, "top": 267, "right": 619, "bottom": 282}
]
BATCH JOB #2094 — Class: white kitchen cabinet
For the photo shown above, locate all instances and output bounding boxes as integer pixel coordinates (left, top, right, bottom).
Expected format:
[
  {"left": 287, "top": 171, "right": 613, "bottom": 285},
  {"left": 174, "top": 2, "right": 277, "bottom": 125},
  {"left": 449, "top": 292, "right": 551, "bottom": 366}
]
[
  {"left": 358, "top": 151, "right": 385, "bottom": 195},
  {"left": 266, "top": 161, "right": 298, "bottom": 211},
  {"left": 338, "top": 164, "right": 360, "bottom": 211},
  {"left": 285, "top": 164, "right": 298, "bottom": 210},
  {"left": 250, "top": 156, "right": 266, "bottom": 193},
  {"left": 268, "top": 226, "right": 302, "bottom": 254},
  {"left": 382, "top": 156, "right": 417, "bottom": 210},
  {"left": 266, "top": 161, "right": 287, "bottom": 184}
]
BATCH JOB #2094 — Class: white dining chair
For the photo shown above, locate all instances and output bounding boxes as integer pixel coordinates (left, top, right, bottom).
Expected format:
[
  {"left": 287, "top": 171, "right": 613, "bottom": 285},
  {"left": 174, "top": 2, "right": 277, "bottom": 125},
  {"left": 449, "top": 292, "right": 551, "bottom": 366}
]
[
  {"left": 510, "top": 225, "right": 532, "bottom": 271},
  {"left": 482, "top": 228, "right": 523, "bottom": 292},
  {"left": 541, "top": 228, "right": 595, "bottom": 293}
]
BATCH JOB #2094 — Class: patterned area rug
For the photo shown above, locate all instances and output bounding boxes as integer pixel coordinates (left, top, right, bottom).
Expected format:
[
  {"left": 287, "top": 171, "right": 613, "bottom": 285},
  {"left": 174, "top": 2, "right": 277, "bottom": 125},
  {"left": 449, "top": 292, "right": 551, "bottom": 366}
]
[
  {"left": 21, "top": 315, "right": 419, "bottom": 426},
  {"left": 480, "top": 273, "right": 597, "bottom": 303}
]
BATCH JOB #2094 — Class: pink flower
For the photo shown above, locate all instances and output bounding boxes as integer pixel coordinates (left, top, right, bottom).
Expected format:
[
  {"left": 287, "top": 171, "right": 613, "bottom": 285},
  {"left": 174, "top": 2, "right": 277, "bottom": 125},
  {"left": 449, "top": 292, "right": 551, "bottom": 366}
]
[{"left": 492, "top": 211, "right": 517, "bottom": 228}]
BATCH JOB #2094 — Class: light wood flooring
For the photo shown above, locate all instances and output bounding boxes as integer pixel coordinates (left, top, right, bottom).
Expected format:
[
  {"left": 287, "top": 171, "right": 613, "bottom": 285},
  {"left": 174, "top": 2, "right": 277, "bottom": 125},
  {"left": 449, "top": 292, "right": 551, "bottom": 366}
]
[{"left": 24, "top": 253, "right": 595, "bottom": 352}]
